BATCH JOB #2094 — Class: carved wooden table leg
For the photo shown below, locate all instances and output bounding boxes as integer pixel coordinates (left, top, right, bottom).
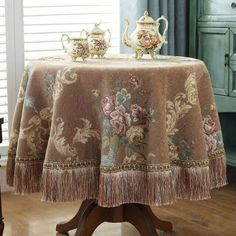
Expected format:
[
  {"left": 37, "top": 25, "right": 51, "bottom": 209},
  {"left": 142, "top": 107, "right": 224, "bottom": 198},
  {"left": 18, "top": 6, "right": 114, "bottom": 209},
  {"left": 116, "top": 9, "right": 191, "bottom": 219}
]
[
  {"left": 56, "top": 199, "right": 95, "bottom": 234},
  {"left": 56, "top": 200, "right": 173, "bottom": 236}
]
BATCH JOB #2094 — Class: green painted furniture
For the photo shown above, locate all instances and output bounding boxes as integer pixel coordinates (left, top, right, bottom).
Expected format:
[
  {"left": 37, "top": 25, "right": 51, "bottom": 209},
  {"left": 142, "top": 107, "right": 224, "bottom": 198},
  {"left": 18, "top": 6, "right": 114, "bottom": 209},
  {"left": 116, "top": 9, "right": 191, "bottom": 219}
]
[{"left": 190, "top": 0, "right": 236, "bottom": 167}]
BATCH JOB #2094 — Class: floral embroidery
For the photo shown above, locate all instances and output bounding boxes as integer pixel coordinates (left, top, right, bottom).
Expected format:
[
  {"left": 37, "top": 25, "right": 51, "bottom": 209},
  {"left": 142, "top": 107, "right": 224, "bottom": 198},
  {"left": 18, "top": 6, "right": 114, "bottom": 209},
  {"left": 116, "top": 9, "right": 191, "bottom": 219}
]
[
  {"left": 93, "top": 74, "right": 155, "bottom": 166},
  {"left": 203, "top": 115, "right": 224, "bottom": 153},
  {"left": 51, "top": 117, "right": 100, "bottom": 161},
  {"left": 169, "top": 137, "right": 193, "bottom": 161}
]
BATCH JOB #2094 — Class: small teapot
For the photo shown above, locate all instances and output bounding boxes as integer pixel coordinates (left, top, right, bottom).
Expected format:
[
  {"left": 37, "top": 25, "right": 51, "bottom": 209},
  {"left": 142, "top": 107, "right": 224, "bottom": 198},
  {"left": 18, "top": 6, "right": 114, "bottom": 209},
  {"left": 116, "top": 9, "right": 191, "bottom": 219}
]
[
  {"left": 61, "top": 34, "right": 90, "bottom": 61},
  {"left": 123, "top": 11, "right": 168, "bottom": 59},
  {"left": 82, "top": 23, "right": 111, "bottom": 58}
]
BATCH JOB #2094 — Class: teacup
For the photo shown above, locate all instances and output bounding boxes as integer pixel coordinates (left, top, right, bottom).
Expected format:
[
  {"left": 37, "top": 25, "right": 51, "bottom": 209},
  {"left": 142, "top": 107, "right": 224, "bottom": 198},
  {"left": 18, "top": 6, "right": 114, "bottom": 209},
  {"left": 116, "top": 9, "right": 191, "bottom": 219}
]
[{"left": 61, "top": 34, "right": 90, "bottom": 61}]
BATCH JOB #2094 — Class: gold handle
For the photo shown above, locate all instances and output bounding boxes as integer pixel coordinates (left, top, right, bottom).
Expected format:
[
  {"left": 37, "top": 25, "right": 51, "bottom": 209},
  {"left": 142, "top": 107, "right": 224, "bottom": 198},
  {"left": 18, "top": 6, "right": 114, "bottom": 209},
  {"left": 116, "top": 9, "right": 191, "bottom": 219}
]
[
  {"left": 80, "top": 29, "right": 88, "bottom": 39},
  {"left": 105, "top": 29, "right": 111, "bottom": 45},
  {"left": 61, "top": 34, "right": 70, "bottom": 52}
]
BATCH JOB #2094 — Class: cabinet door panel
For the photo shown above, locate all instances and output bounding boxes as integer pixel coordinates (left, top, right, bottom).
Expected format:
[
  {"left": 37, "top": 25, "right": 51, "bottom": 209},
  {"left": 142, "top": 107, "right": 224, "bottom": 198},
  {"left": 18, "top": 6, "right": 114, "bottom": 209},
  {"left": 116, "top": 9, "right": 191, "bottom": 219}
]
[
  {"left": 198, "top": 27, "right": 229, "bottom": 95},
  {"left": 230, "top": 28, "right": 236, "bottom": 96},
  {"left": 198, "top": 0, "right": 236, "bottom": 21}
]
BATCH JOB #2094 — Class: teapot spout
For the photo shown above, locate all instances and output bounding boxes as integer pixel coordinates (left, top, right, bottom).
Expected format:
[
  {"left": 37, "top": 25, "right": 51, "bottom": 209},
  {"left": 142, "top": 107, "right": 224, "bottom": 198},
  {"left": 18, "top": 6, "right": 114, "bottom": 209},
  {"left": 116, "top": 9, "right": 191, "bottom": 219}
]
[{"left": 122, "top": 18, "right": 132, "bottom": 48}]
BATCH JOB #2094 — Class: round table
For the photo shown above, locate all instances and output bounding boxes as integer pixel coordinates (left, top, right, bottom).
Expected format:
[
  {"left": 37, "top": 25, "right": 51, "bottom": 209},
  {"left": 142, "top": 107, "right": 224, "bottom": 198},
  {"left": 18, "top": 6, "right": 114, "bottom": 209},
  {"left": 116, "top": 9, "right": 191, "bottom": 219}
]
[{"left": 7, "top": 54, "right": 227, "bottom": 235}]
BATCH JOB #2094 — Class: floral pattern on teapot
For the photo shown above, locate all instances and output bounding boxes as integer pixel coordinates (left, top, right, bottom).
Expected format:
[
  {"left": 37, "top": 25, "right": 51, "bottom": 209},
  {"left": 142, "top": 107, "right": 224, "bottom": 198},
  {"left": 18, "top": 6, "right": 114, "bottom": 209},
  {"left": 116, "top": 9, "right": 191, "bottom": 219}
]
[
  {"left": 61, "top": 34, "right": 90, "bottom": 62},
  {"left": 82, "top": 23, "right": 111, "bottom": 58},
  {"left": 123, "top": 11, "right": 168, "bottom": 59}
]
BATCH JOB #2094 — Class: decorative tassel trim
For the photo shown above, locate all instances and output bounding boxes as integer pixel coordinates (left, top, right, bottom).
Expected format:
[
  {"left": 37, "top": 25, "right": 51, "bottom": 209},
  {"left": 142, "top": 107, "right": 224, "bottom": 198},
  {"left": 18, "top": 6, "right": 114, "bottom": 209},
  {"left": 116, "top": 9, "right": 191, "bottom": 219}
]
[
  {"left": 13, "top": 162, "right": 43, "bottom": 194},
  {"left": 6, "top": 157, "right": 15, "bottom": 186},
  {"left": 98, "top": 170, "right": 175, "bottom": 207},
  {"left": 173, "top": 166, "right": 211, "bottom": 201},
  {"left": 209, "top": 155, "right": 227, "bottom": 189},
  {"left": 41, "top": 167, "right": 99, "bottom": 202},
  {"left": 11, "top": 158, "right": 227, "bottom": 207}
]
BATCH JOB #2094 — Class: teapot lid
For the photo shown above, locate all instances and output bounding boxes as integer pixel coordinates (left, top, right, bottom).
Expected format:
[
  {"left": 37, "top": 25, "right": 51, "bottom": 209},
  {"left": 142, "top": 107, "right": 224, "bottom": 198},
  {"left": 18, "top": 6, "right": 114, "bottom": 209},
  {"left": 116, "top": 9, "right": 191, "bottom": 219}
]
[
  {"left": 90, "top": 23, "right": 104, "bottom": 35},
  {"left": 137, "top": 11, "right": 156, "bottom": 24}
]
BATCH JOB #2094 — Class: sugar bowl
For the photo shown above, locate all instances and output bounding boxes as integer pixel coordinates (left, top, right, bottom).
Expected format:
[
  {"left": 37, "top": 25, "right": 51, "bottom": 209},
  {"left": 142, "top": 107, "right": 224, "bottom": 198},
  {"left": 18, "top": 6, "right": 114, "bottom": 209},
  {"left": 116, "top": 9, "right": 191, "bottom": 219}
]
[
  {"left": 61, "top": 34, "right": 90, "bottom": 61},
  {"left": 82, "top": 23, "right": 111, "bottom": 58}
]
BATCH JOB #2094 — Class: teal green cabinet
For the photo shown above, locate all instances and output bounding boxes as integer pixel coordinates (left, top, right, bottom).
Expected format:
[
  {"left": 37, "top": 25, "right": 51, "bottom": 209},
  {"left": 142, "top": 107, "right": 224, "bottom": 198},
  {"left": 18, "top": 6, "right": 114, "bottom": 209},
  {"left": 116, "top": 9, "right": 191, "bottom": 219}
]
[
  {"left": 198, "top": 27, "right": 229, "bottom": 96},
  {"left": 190, "top": 0, "right": 236, "bottom": 167}
]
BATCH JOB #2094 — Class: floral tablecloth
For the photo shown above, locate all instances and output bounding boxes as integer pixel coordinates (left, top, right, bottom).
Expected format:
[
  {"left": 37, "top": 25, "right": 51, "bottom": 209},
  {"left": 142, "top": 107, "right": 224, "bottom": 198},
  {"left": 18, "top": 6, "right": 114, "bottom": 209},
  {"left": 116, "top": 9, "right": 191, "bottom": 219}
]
[{"left": 7, "top": 54, "right": 227, "bottom": 207}]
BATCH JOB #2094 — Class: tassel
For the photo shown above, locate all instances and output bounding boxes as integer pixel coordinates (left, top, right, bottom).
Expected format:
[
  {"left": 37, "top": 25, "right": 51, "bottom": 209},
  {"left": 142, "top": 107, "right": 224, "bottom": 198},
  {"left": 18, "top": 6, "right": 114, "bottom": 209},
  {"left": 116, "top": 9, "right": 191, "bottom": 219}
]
[
  {"left": 6, "top": 157, "right": 15, "bottom": 186},
  {"left": 41, "top": 167, "right": 99, "bottom": 202},
  {"left": 209, "top": 155, "right": 227, "bottom": 189},
  {"left": 13, "top": 162, "right": 43, "bottom": 194}
]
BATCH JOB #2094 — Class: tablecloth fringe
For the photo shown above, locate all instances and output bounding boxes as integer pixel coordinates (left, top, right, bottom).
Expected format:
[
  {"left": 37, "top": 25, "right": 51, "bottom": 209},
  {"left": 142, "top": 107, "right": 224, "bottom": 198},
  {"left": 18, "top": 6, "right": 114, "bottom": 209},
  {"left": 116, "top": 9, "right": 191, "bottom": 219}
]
[
  {"left": 98, "top": 165, "right": 215, "bottom": 207},
  {"left": 6, "top": 157, "right": 15, "bottom": 186},
  {"left": 98, "top": 170, "right": 175, "bottom": 207},
  {"left": 13, "top": 162, "right": 43, "bottom": 194},
  {"left": 209, "top": 154, "right": 227, "bottom": 189},
  {"left": 8, "top": 155, "right": 227, "bottom": 207},
  {"left": 41, "top": 167, "right": 99, "bottom": 202},
  {"left": 173, "top": 166, "right": 211, "bottom": 201}
]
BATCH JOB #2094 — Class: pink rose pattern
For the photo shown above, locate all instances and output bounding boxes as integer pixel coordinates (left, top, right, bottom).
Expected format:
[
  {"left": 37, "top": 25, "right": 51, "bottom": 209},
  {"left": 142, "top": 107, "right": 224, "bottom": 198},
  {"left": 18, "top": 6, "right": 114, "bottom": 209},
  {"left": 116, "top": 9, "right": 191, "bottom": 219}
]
[
  {"left": 128, "top": 74, "right": 141, "bottom": 90},
  {"left": 100, "top": 75, "right": 153, "bottom": 138},
  {"left": 137, "top": 30, "right": 161, "bottom": 49},
  {"left": 102, "top": 95, "right": 115, "bottom": 116},
  {"left": 110, "top": 105, "right": 131, "bottom": 136},
  {"left": 203, "top": 115, "right": 219, "bottom": 152},
  {"left": 131, "top": 104, "right": 148, "bottom": 125}
]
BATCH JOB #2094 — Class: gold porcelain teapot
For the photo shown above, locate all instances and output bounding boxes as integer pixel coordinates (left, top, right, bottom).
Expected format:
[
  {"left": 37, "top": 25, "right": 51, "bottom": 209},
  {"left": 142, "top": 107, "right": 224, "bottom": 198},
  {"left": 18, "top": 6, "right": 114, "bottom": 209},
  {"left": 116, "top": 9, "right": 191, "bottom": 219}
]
[
  {"left": 123, "top": 11, "right": 168, "bottom": 59},
  {"left": 82, "top": 23, "right": 111, "bottom": 58}
]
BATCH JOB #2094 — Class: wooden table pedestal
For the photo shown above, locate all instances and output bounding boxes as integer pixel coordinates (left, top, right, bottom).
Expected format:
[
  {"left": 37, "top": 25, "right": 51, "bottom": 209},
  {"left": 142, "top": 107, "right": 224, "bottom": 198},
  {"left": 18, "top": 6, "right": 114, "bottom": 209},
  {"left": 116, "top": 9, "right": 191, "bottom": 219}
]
[{"left": 56, "top": 200, "right": 173, "bottom": 236}]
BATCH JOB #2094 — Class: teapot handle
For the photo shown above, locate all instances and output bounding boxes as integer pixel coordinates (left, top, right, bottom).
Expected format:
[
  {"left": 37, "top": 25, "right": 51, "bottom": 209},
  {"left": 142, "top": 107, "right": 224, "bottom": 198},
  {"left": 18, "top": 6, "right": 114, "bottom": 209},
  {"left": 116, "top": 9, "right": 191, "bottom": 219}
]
[
  {"left": 80, "top": 29, "right": 88, "bottom": 39},
  {"left": 61, "top": 34, "right": 70, "bottom": 52},
  {"left": 156, "top": 16, "right": 168, "bottom": 42},
  {"left": 105, "top": 29, "right": 111, "bottom": 45}
]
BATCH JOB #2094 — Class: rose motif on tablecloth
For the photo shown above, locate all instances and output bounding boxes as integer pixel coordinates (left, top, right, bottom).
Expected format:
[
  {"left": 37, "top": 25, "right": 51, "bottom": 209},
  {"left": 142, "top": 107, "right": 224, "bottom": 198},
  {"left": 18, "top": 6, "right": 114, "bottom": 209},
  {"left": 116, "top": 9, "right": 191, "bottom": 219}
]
[
  {"left": 126, "top": 126, "right": 144, "bottom": 144},
  {"left": 129, "top": 74, "right": 141, "bottom": 90},
  {"left": 92, "top": 73, "right": 156, "bottom": 166},
  {"left": 101, "top": 95, "right": 115, "bottom": 116},
  {"left": 110, "top": 105, "right": 131, "bottom": 136},
  {"left": 202, "top": 114, "right": 223, "bottom": 153},
  {"left": 131, "top": 104, "right": 148, "bottom": 125}
]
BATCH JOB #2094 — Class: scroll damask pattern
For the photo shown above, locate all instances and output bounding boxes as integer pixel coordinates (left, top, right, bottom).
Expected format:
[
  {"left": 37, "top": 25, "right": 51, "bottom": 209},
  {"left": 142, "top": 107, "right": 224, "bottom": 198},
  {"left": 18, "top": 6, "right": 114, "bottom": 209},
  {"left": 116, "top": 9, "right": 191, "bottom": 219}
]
[
  {"left": 52, "top": 67, "right": 78, "bottom": 101},
  {"left": 166, "top": 72, "right": 198, "bottom": 136},
  {"left": 51, "top": 117, "right": 100, "bottom": 162},
  {"left": 166, "top": 73, "right": 198, "bottom": 162},
  {"left": 18, "top": 107, "right": 51, "bottom": 157}
]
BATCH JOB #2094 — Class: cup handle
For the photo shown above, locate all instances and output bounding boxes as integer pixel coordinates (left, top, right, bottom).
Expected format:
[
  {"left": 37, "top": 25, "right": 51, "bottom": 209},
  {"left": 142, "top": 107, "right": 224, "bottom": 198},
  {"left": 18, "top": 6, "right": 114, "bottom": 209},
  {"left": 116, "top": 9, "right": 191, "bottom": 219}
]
[
  {"left": 80, "top": 29, "right": 88, "bottom": 39},
  {"left": 105, "top": 29, "right": 111, "bottom": 46},
  {"left": 61, "top": 34, "right": 70, "bottom": 52}
]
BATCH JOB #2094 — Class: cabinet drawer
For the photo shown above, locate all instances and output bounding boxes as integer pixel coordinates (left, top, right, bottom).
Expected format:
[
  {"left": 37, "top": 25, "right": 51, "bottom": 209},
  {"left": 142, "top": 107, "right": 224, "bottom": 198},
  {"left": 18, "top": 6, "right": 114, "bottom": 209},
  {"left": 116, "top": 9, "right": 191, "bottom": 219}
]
[{"left": 198, "top": 0, "right": 236, "bottom": 21}]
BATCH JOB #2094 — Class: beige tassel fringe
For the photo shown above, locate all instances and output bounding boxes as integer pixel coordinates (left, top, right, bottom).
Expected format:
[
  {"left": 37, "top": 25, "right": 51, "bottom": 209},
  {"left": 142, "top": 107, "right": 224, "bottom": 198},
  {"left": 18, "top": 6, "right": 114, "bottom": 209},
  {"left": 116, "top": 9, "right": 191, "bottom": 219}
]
[
  {"left": 6, "top": 157, "right": 15, "bottom": 186},
  {"left": 41, "top": 167, "right": 99, "bottom": 202},
  {"left": 9, "top": 155, "right": 227, "bottom": 207},
  {"left": 209, "top": 155, "right": 227, "bottom": 188},
  {"left": 13, "top": 162, "right": 43, "bottom": 194}
]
